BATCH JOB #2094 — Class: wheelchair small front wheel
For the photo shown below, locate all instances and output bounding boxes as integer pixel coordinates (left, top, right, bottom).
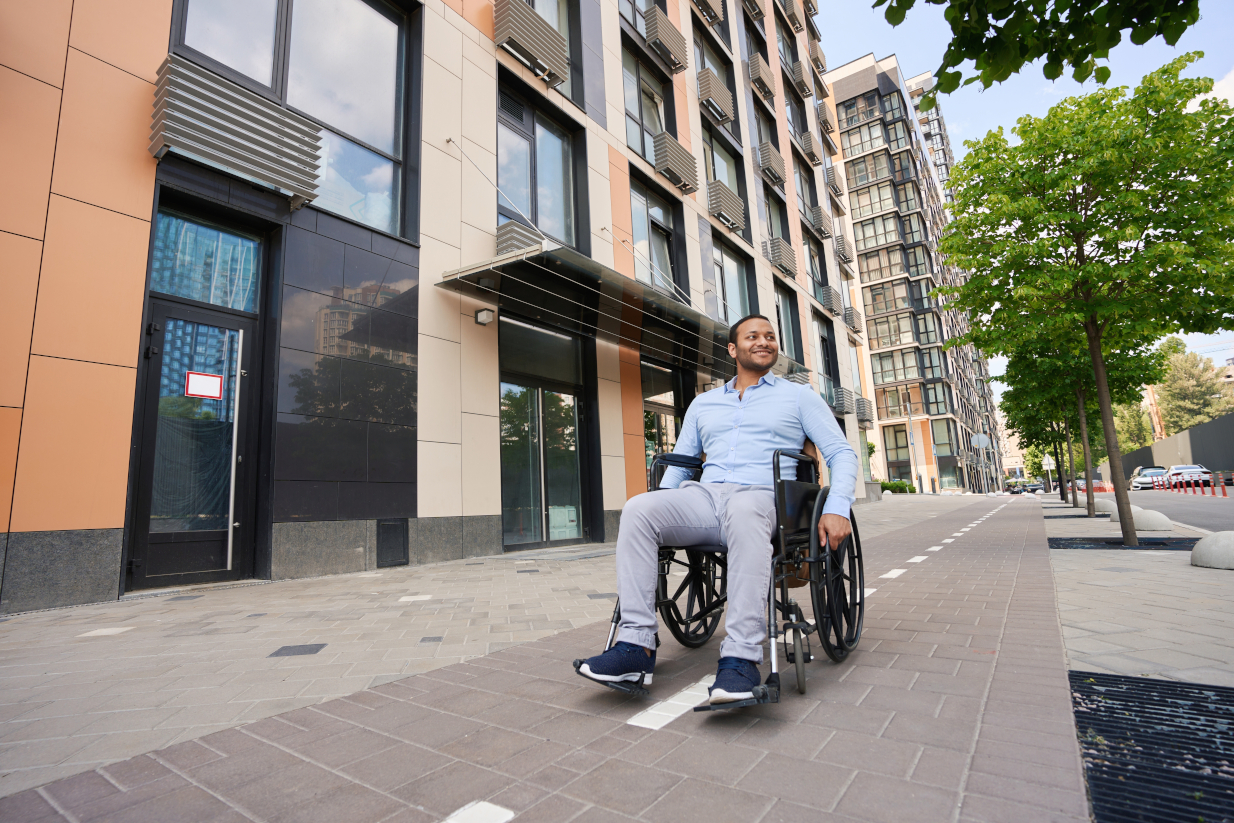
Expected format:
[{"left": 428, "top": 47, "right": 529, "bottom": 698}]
[{"left": 792, "top": 627, "right": 806, "bottom": 694}]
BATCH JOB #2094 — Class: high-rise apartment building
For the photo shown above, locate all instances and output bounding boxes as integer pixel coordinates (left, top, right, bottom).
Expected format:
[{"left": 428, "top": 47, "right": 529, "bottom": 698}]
[
  {"left": 824, "top": 55, "right": 1002, "bottom": 493},
  {"left": 905, "top": 72, "right": 955, "bottom": 203},
  {"left": 1, "top": 0, "right": 880, "bottom": 612}
]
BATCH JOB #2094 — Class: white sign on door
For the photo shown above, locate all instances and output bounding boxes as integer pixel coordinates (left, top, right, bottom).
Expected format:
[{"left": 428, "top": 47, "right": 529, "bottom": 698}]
[{"left": 185, "top": 371, "right": 224, "bottom": 400}]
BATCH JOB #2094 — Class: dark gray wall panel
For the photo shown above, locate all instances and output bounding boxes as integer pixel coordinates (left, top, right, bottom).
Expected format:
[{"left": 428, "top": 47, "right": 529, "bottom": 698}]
[{"left": 1, "top": 529, "right": 122, "bottom": 613}]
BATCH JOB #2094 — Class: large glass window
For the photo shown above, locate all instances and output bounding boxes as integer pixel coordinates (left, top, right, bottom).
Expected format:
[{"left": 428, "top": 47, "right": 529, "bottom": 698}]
[
  {"left": 854, "top": 214, "right": 900, "bottom": 250},
  {"left": 775, "top": 285, "right": 800, "bottom": 361},
  {"left": 804, "top": 236, "right": 825, "bottom": 293},
  {"left": 883, "top": 424, "right": 910, "bottom": 462},
  {"left": 932, "top": 418, "right": 953, "bottom": 456},
  {"left": 840, "top": 123, "right": 884, "bottom": 158},
  {"left": 881, "top": 91, "right": 904, "bottom": 120},
  {"left": 184, "top": 0, "right": 279, "bottom": 85},
  {"left": 885, "top": 120, "right": 909, "bottom": 150},
  {"left": 896, "top": 181, "right": 919, "bottom": 213},
  {"left": 785, "top": 90, "right": 808, "bottom": 140},
  {"left": 497, "top": 94, "right": 576, "bottom": 246},
  {"left": 765, "top": 189, "right": 788, "bottom": 240},
  {"left": 863, "top": 280, "right": 910, "bottom": 315},
  {"left": 858, "top": 248, "right": 905, "bottom": 283},
  {"left": 620, "top": 0, "right": 654, "bottom": 36},
  {"left": 623, "top": 50, "right": 666, "bottom": 164},
  {"left": 775, "top": 22, "right": 796, "bottom": 67},
  {"left": 839, "top": 92, "right": 878, "bottom": 127},
  {"left": 871, "top": 349, "right": 919, "bottom": 385},
  {"left": 905, "top": 246, "right": 930, "bottom": 276},
  {"left": 811, "top": 315, "right": 836, "bottom": 405},
  {"left": 925, "top": 383, "right": 949, "bottom": 415},
  {"left": 713, "top": 241, "right": 749, "bottom": 323},
  {"left": 921, "top": 346, "right": 944, "bottom": 378},
  {"left": 849, "top": 182, "right": 894, "bottom": 218},
  {"left": 793, "top": 160, "right": 815, "bottom": 210},
  {"left": 755, "top": 108, "right": 777, "bottom": 149},
  {"left": 151, "top": 210, "right": 262, "bottom": 312},
  {"left": 901, "top": 213, "right": 924, "bottom": 244},
  {"left": 631, "top": 181, "right": 676, "bottom": 293},
  {"left": 869, "top": 312, "right": 914, "bottom": 349},
  {"left": 702, "top": 128, "right": 740, "bottom": 192},
  {"left": 916, "top": 312, "right": 940, "bottom": 344},
  {"left": 876, "top": 384, "right": 921, "bottom": 419},
  {"left": 532, "top": 0, "right": 572, "bottom": 96},
  {"left": 891, "top": 151, "right": 913, "bottom": 182},
  {"left": 845, "top": 153, "right": 889, "bottom": 187}
]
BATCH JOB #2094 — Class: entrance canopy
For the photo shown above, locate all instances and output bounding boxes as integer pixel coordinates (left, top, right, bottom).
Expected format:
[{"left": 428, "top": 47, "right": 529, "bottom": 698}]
[{"left": 437, "top": 243, "right": 810, "bottom": 383}]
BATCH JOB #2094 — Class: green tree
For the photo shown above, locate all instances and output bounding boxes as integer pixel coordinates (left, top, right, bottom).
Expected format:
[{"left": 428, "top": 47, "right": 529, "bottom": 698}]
[
  {"left": 939, "top": 54, "right": 1234, "bottom": 544},
  {"left": 1157, "top": 351, "right": 1234, "bottom": 434},
  {"left": 1024, "top": 444, "right": 1045, "bottom": 481},
  {"left": 876, "top": 0, "right": 1201, "bottom": 108},
  {"left": 1157, "top": 335, "right": 1187, "bottom": 358},
  {"left": 1114, "top": 402, "right": 1154, "bottom": 451}
]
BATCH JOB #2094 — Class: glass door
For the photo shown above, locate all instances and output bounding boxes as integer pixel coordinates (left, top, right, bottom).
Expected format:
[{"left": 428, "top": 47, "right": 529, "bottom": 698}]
[
  {"left": 500, "top": 382, "right": 583, "bottom": 548},
  {"left": 130, "top": 301, "right": 256, "bottom": 586}
]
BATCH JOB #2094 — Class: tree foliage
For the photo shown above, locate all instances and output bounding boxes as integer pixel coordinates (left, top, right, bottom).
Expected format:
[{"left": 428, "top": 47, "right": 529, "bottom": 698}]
[
  {"left": 940, "top": 53, "right": 1234, "bottom": 542},
  {"left": 1114, "top": 401, "right": 1154, "bottom": 451},
  {"left": 1157, "top": 350, "right": 1234, "bottom": 434},
  {"left": 875, "top": 0, "right": 1201, "bottom": 108}
]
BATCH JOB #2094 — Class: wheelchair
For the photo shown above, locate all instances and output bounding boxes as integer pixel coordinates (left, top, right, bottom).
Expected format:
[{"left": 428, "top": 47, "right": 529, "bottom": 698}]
[{"left": 573, "top": 450, "right": 865, "bottom": 710}]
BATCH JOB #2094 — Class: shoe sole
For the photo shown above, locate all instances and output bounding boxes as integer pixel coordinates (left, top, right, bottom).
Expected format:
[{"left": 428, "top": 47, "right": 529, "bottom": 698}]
[
  {"left": 578, "top": 664, "right": 652, "bottom": 685},
  {"left": 709, "top": 687, "right": 754, "bottom": 704}
]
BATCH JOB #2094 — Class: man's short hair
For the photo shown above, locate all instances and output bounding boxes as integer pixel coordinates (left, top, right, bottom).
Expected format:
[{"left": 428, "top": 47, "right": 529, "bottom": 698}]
[{"left": 728, "top": 314, "right": 772, "bottom": 345}]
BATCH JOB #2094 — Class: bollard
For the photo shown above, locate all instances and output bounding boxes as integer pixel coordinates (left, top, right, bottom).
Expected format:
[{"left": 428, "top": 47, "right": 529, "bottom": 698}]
[
  {"left": 1222, "top": 472, "right": 1229, "bottom": 499},
  {"left": 1201, "top": 477, "right": 1208, "bottom": 496}
]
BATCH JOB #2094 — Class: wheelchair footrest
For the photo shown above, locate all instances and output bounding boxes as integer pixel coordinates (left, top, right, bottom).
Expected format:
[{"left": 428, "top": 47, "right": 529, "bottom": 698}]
[
  {"left": 572, "top": 659, "right": 650, "bottom": 697},
  {"left": 692, "top": 681, "right": 780, "bottom": 712}
]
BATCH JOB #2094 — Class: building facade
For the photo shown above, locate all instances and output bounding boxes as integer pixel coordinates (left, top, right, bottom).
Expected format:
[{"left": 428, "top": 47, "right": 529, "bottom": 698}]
[
  {"left": 823, "top": 55, "right": 1002, "bottom": 494},
  {"left": 0, "top": 0, "right": 876, "bottom": 612}
]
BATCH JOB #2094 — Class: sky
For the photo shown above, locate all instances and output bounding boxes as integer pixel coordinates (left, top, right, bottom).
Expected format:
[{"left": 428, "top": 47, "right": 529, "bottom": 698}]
[{"left": 816, "top": 0, "right": 1234, "bottom": 398}]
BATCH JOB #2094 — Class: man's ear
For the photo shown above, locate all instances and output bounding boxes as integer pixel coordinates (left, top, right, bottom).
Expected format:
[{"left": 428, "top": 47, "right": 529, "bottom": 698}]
[{"left": 727, "top": 342, "right": 737, "bottom": 359}]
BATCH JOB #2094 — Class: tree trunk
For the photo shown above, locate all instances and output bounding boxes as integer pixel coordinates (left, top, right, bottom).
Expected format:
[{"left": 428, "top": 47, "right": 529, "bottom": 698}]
[
  {"left": 1076, "top": 387, "right": 1096, "bottom": 517},
  {"left": 1053, "top": 440, "right": 1066, "bottom": 502},
  {"left": 1063, "top": 409, "right": 1078, "bottom": 507},
  {"left": 1084, "top": 319, "right": 1137, "bottom": 546}
]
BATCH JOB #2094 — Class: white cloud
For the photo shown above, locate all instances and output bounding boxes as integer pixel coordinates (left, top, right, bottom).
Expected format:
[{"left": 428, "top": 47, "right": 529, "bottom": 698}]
[{"left": 1188, "top": 65, "right": 1234, "bottom": 110}]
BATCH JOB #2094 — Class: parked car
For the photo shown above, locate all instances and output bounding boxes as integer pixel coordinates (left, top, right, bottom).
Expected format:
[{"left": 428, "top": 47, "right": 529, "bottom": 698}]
[
  {"left": 1167, "top": 465, "right": 1213, "bottom": 486},
  {"left": 1007, "top": 486, "right": 1024, "bottom": 494},
  {"left": 1025, "top": 483, "right": 1044, "bottom": 492},
  {"left": 1131, "top": 465, "right": 1165, "bottom": 478},
  {"left": 1131, "top": 468, "right": 1168, "bottom": 490}
]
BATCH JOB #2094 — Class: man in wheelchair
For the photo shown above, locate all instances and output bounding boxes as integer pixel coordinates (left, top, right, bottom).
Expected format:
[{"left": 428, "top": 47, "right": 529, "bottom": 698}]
[{"left": 576, "top": 314, "right": 859, "bottom": 705}]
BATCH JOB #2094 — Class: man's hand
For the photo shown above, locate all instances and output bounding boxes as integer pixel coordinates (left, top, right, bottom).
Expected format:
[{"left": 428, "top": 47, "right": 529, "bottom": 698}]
[{"left": 818, "top": 513, "right": 852, "bottom": 552}]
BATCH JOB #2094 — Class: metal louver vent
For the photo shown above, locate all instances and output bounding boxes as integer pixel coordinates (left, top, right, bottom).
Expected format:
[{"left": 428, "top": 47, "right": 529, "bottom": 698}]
[
  {"left": 499, "top": 91, "right": 525, "bottom": 122},
  {"left": 809, "top": 40, "right": 826, "bottom": 74},
  {"left": 694, "top": 0, "right": 724, "bottom": 25},
  {"left": 791, "top": 61, "right": 812, "bottom": 98},
  {"left": 824, "top": 286, "right": 842, "bottom": 315},
  {"left": 150, "top": 54, "right": 321, "bottom": 208},
  {"left": 764, "top": 236, "right": 796, "bottom": 276},
  {"left": 646, "top": 6, "right": 688, "bottom": 73},
  {"left": 782, "top": 0, "right": 804, "bottom": 31},
  {"left": 800, "top": 132, "right": 823, "bottom": 166},
  {"left": 856, "top": 396, "right": 874, "bottom": 426},
  {"left": 810, "top": 206, "right": 832, "bottom": 238},
  {"left": 834, "top": 386, "right": 856, "bottom": 415},
  {"left": 749, "top": 52, "right": 776, "bottom": 100},
  {"left": 835, "top": 234, "right": 852, "bottom": 263},
  {"left": 758, "top": 141, "right": 785, "bottom": 185},
  {"left": 844, "top": 306, "right": 864, "bottom": 333},
  {"left": 495, "top": 0, "right": 570, "bottom": 88},
  {"left": 652, "top": 132, "right": 699, "bottom": 194},
  {"left": 698, "top": 68, "right": 734, "bottom": 123},
  {"left": 742, "top": 0, "right": 765, "bottom": 20},
  {"left": 497, "top": 220, "right": 543, "bottom": 255},
  {"left": 817, "top": 102, "right": 835, "bottom": 133},
  {"left": 707, "top": 179, "right": 744, "bottom": 231}
]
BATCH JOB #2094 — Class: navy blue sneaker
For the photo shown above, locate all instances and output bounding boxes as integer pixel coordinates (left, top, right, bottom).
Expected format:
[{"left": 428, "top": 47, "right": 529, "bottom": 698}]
[
  {"left": 577, "top": 641, "right": 655, "bottom": 685},
  {"left": 709, "top": 657, "right": 761, "bottom": 704}
]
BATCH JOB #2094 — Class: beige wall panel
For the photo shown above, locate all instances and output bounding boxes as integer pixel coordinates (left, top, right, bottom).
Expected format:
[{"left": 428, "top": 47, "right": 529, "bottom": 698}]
[
  {"left": 597, "top": 378, "right": 624, "bottom": 457},
  {"left": 32, "top": 195, "right": 149, "bottom": 368},
  {"left": 601, "top": 454, "right": 627, "bottom": 511},
  {"left": 460, "top": 310, "right": 499, "bottom": 417},
  {"left": 69, "top": 0, "right": 173, "bottom": 83},
  {"left": 423, "top": 8, "right": 465, "bottom": 78},
  {"left": 51, "top": 50, "right": 157, "bottom": 221},
  {"left": 0, "top": 407, "right": 20, "bottom": 532},
  {"left": 10, "top": 356, "right": 135, "bottom": 532},
  {"left": 459, "top": 142, "right": 496, "bottom": 240},
  {"left": 417, "top": 440, "right": 462, "bottom": 517},
  {"left": 0, "top": 0, "right": 72, "bottom": 87},
  {"left": 461, "top": 60, "right": 497, "bottom": 155},
  {"left": 418, "top": 238, "right": 462, "bottom": 343},
  {"left": 421, "top": 57, "right": 462, "bottom": 150},
  {"left": 462, "top": 37, "right": 496, "bottom": 78},
  {"left": 417, "top": 334, "right": 462, "bottom": 444},
  {"left": 595, "top": 337, "right": 620, "bottom": 382},
  {"left": 460, "top": 413, "right": 500, "bottom": 516},
  {"left": 0, "top": 67, "right": 61, "bottom": 240},
  {"left": 419, "top": 143, "right": 462, "bottom": 249},
  {"left": 460, "top": 223, "right": 496, "bottom": 266},
  {"left": 0, "top": 232, "right": 41, "bottom": 408}
]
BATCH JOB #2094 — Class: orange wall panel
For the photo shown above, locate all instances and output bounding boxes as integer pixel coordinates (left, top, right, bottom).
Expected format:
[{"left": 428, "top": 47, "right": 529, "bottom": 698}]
[
  {"left": 607, "top": 147, "right": 635, "bottom": 278},
  {"left": 0, "top": 66, "right": 61, "bottom": 240},
  {"left": 68, "top": 0, "right": 173, "bottom": 84},
  {"left": 619, "top": 358, "right": 643, "bottom": 435},
  {"left": 624, "top": 432, "right": 646, "bottom": 501},
  {"left": 51, "top": 49, "right": 158, "bottom": 221},
  {"left": 32, "top": 195, "right": 150, "bottom": 368},
  {"left": 9, "top": 356, "right": 136, "bottom": 532},
  {"left": 462, "top": 0, "right": 495, "bottom": 39},
  {"left": 0, "top": 232, "right": 43, "bottom": 408},
  {"left": 0, "top": 0, "right": 73, "bottom": 88},
  {"left": 0, "top": 407, "right": 20, "bottom": 532}
]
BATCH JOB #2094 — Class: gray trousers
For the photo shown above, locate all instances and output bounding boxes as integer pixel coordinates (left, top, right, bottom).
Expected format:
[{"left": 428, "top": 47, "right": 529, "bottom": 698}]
[{"left": 615, "top": 482, "right": 776, "bottom": 663}]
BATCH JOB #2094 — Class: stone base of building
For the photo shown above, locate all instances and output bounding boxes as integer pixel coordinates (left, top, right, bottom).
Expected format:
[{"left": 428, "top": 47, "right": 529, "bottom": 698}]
[{"left": 0, "top": 529, "right": 123, "bottom": 614}]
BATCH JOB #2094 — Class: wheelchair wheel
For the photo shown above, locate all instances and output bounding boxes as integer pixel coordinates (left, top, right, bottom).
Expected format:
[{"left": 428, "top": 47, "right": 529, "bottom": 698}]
[
  {"left": 657, "top": 549, "right": 726, "bottom": 648},
  {"left": 811, "top": 503, "right": 865, "bottom": 663}
]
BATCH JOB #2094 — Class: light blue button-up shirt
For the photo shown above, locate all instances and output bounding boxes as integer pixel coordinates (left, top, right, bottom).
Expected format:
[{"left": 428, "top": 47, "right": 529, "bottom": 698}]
[{"left": 661, "top": 373, "right": 860, "bottom": 519}]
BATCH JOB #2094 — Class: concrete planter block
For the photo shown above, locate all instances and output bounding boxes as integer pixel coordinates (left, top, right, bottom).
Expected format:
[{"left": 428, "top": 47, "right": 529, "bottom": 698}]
[
  {"left": 1192, "top": 532, "right": 1234, "bottom": 569},
  {"left": 1132, "top": 509, "right": 1172, "bottom": 531},
  {"left": 1109, "top": 505, "right": 1144, "bottom": 523},
  {"left": 1094, "top": 499, "right": 1117, "bottom": 513},
  {"left": 882, "top": 490, "right": 893, "bottom": 498}
]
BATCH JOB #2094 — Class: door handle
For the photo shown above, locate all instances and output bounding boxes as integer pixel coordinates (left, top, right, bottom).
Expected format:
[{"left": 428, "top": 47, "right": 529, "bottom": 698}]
[{"left": 232, "top": 522, "right": 240, "bottom": 528}]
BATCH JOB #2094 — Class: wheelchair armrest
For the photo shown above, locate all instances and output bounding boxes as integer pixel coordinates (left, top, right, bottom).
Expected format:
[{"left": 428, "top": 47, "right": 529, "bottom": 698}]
[
  {"left": 773, "top": 449, "right": 818, "bottom": 485},
  {"left": 648, "top": 453, "right": 703, "bottom": 492}
]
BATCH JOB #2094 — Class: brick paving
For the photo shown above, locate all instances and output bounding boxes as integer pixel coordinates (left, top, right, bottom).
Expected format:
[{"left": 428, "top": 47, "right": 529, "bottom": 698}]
[{"left": 0, "top": 496, "right": 1093, "bottom": 822}]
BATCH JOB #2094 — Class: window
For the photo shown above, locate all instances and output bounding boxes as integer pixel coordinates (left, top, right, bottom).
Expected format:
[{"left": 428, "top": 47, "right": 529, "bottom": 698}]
[
  {"left": 905, "top": 246, "right": 930, "bottom": 276},
  {"left": 803, "top": 235, "right": 824, "bottom": 285},
  {"left": 764, "top": 188, "right": 789, "bottom": 241},
  {"left": 911, "top": 279, "right": 933, "bottom": 308},
  {"left": 532, "top": 0, "right": 573, "bottom": 95},
  {"left": 811, "top": 315, "right": 836, "bottom": 400},
  {"left": 858, "top": 247, "right": 904, "bottom": 283},
  {"left": 849, "top": 182, "right": 894, "bottom": 218},
  {"left": 845, "top": 153, "right": 889, "bottom": 186},
  {"left": 891, "top": 151, "right": 913, "bottom": 182},
  {"left": 885, "top": 121, "right": 908, "bottom": 150},
  {"left": 931, "top": 419, "right": 953, "bottom": 456},
  {"left": 868, "top": 312, "right": 914, "bottom": 349},
  {"left": 863, "top": 280, "right": 909, "bottom": 315},
  {"left": 901, "top": 213, "right": 923, "bottom": 244},
  {"left": 871, "top": 349, "right": 919, "bottom": 385},
  {"left": 876, "top": 384, "right": 921, "bottom": 418},
  {"left": 850, "top": 346, "right": 864, "bottom": 397},
  {"left": 631, "top": 181, "right": 676, "bottom": 293},
  {"left": 712, "top": 241, "right": 749, "bottom": 323},
  {"left": 620, "top": 0, "right": 654, "bottom": 36},
  {"left": 755, "top": 108, "right": 777, "bottom": 149},
  {"left": 920, "top": 346, "right": 943, "bottom": 378},
  {"left": 793, "top": 159, "right": 815, "bottom": 210},
  {"left": 623, "top": 50, "right": 666, "bottom": 164},
  {"left": 745, "top": 22, "right": 768, "bottom": 61},
  {"left": 896, "top": 182, "right": 918, "bottom": 213},
  {"left": 497, "top": 94, "right": 576, "bottom": 246},
  {"left": 839, "top": 91, "right": 878, "bottom": 127},
  {"left": 775, "top": 21, "right": 796, "bottom": 67},
  {"left": 152, "top": 210, "right": 262, "bottom": 312},
  {"left": 854, "top": 214, "right": 900, "bottom": 250},
  {"left": 694, "top": 36, "right": 734, "bottom": 133},
  {"left": 881, "top": 91, "right": 904, "bottom": 120},
  {"left": 775, "top": 285, "right": 800, "bottom": 361},
  {"left": 925, "top": 382, "right": 949, "bottom": 415},
  {"left": 916, "top": 312, "right": 939, "bottom": 344},
  {"left": 883, "top": 424, "right": 910, "bottom": 462},
  {"left": 785, "top": 90, "right": 808, "bottom": 139},
  {"left": 182, "top": 0, "right": 407, "bottom": 234},
  {"left": 840, "top": 123, "right": 884, "bottom": 157},
  {"left": 702, "top": 128, "right": 740, "bottom": 192}
]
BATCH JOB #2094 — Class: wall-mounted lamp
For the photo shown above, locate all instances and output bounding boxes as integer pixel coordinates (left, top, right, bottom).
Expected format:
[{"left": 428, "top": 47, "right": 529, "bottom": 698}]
[{"left": 474, "top": 308, "right": 495, "bottom": 325}]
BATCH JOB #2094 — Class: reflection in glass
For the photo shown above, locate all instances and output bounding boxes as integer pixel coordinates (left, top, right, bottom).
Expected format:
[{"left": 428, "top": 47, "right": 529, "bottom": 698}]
[
  {"left": 544, "top": 391, "right": 582, "bottom": 541},
  {"left": 498, "top": 317, "right": 580, "bottom": 384},
  {"left": 500, "top": 383, "right": 543, "bottom": 545},
  {"left": 151, "top": 320, "right": 239, "bottom": 532},
  {"left": 535, "top": 116, "right": 574, "bottom": 244},
  {"left": 151, "top": 211, "right": 261, "bottom": 312},
  {"left": 498, "top": 123, "right": 532, "bottom": 218},
  {"left": 184, "top": 0, "right": 278, "bottom": 85},
  {"left": 315, "top": 130, "right": 398, "bottom": 234},
  {"left": 287, "top": 0, "right": 401, "bottom": 154}
]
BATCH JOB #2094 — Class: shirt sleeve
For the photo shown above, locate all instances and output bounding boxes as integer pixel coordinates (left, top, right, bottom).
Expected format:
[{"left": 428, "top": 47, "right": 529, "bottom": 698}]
[
  {"left": 798, "top": 386, "right": 860, "bottom": 518},
  {"left": 659, "top": 399, "right": 702, "bottom": 489}
]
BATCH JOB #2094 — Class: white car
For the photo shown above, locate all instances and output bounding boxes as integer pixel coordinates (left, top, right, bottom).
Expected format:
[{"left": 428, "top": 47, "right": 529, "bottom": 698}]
[
  {"left": 1167, "top": 464, "right": 1213, "bottom": 486},
  {"left": 1130, "top": 468, "right": 1167, "bottom": 490}
]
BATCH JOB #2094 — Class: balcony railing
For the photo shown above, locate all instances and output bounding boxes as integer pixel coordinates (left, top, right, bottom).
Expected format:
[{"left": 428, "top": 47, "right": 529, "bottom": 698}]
[
  {"left": 695, "top": 0, "right": 724, "bottom": 25},
  {"left": 764, "top": 235, "right": 796, "bottom": 276},
  {"left": 825, "top": 166, "right": 843, "bottom": 196},
  {"left": 749, "top": 52, "right": 776, "bottom": 101},
  {"left": 809, "top": 40, "right": 826, "bottom": 74},
  {"left": 698, "top": 68, "right": 734, "bottom": 123},
  {"left": 707, "top": 179, "right": 745, "bottom": 231},
  {"left": 653, "top": 132, "right": 699, "bottom": 194},
  {"left": 743, "top": 0, "right": 765, "bottom": 20},
  {"left": 810, "top": 205, "right": 832, "bottom": 238},
  {"left": 781, "top": 0, "right": 805, "bottom": 31},
  {"left": 817, "top": 101, "right": 835, "bottom": 133},
  {"left": 835, "top": 234, "right": 852, "bottom": 263},
  {"left": 646, "top": 6, "right": 688, "bottom": 73},
  {"left": 758, "top": 141, "right": 785, "bottom": 185},
  {"left": 834, "top": 386, "right": 857, "bottom": 415},
  {"left": 495, "top": 0, "right": 570, "bottom": 87},
  {"left": 800, "top": 132, "right": 823, "bottom": 166},
  {"left": 790, "top": 61, "right": 812, "bottom": 98},
  {"left": 844, "top": 306, "right": 864, "bottom": 333},
  {"left": 496, "top": 220, "right": 542, "bottom": 254}
]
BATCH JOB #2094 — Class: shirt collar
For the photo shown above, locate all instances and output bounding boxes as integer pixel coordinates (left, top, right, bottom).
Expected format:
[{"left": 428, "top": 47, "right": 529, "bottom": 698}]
[{"left": 723, "top": 372, "right": 777, "bottom": 393}]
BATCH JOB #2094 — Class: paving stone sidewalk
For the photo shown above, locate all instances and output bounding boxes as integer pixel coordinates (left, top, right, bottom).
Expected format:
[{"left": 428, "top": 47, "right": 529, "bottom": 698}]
[{"left": 2, "top": 497, "right": 1091, "bottom": 822}]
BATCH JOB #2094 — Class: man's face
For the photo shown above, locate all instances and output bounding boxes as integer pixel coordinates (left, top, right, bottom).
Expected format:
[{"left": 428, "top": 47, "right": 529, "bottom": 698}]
[{"left": 728, "top": 318, "right": 779, "bottom": 372}]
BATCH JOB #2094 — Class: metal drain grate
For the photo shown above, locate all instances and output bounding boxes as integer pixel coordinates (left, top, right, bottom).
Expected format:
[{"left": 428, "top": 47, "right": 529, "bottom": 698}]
[
  {"left": 1049, "top": 537, "right": 1199, "bottom": 551},
  {"left": 1070, "top": 671, "right": 1234, "bottom": 823}
]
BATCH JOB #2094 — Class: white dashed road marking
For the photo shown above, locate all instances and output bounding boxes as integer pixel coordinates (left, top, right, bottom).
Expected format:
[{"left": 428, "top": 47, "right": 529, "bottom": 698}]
[
  {"left": 942, "top": 539, "right": 954, "bottom": 543},
  {"left": 880, "top": 569, "right": 907, "bottom": 579},
  {"left": 443, "top": 801, "right": 515, "bottom": 823},
  {"left": 927, "top": 546, "right": 942, "bottom": 551},
  {"left": 78, "top": 628, "right": 134, "bottom": 637},
  {"left": 399, "top": 595, "right": 432, "bottom": 602},
  {"left": 627, "top": 676, "right": 714, "bottom": 730},
  {"left": 907, "top": 556, "right": 928, "bottom": 563}
]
